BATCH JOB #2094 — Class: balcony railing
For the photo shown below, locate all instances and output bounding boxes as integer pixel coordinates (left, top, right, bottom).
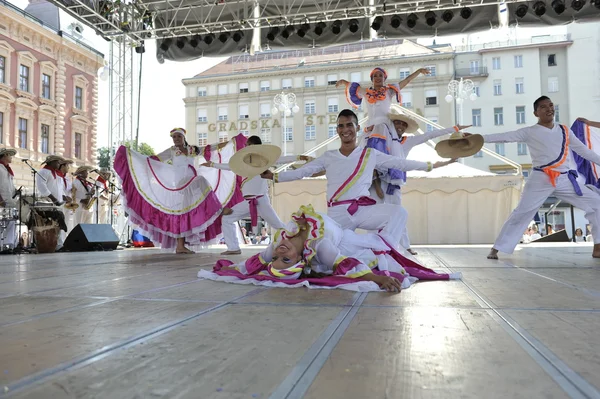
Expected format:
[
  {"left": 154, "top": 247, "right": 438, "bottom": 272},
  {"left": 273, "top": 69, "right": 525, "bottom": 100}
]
[{"left": 454, "top": 67, "right": 488, "bottom": 78}]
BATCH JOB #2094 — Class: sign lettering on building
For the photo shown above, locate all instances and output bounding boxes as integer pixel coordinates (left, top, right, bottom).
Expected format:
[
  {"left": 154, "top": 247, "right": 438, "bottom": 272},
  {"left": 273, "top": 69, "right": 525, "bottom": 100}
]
[{"left": 207, "top": 115, "right": 336, "bottom": 132}]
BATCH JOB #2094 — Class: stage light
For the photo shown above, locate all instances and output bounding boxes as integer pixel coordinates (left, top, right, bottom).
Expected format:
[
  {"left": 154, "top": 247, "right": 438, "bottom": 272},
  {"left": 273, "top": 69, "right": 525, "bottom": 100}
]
[
  {"left": 442, "top": 10, "right": 454, "bottom": 22},
  {"left": 425, "top": 11, "right": 437, "bottom": 26},
  {"left": 515, "top": 3, "right": 529, "bottom": 17},
  {"left": 551, "top": 0, "right": 566, "bottom": 13},
  {"left": 407, "top": 13, "right": 418, "bottom": 29},
  {"left": 204, "top": 33, "right": 215, "bottom": 45},
  {"left": 281, "top": 25, "right": 295, "bottom": 39},
  {"left": 189, "top": 35, "right": 201, "bottom": 48},
  {"left": 297, "top": 23, "right": 310, "bottom": 37},
  {"left": 390, "top": 15, "right": 402, "bottom": 28},
  {"left": 533, "top": 1, "right": 547, "bottom": 15},
  {"left": 176, "top": 37, "right": 187, "bottom": 49},
  {"left": 460, "top": 7, "right": 472, "bottom": 19},
  {"left": 135, "top": 41, "right": 145, "bottom": 54},
  {"left": 267, "top": 27, "right": 280, "bottom": 41},
  {"left": 218, "top": 32, "right": 230, "bottom": 43},
  {"left": 159, "top": 38, "right": 172, "bottom": 52},
  {"left": 570, "top": 0, "right": 585, "bottom": 10},
  {"left": 331, "top": 20, "right": 342, "bottom": 35},
  {"left": 232, "top": 30, "right": 244, "bottom": 42},
  {"left": 371, "top": 16, "right": 384, "bottom": 31},
  {"left": 349, "top": 19, "right": 360, "bottom": 33},
  {"left": 314, "top": 22, "right": 326, "bottom": 36}
]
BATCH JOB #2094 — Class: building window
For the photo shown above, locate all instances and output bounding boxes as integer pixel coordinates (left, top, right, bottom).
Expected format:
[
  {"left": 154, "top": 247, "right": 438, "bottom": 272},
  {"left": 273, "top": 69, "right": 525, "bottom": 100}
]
[
  {"left": 548, "top": 54, "right": 557, "bottom": 66},
  {"left": 305, "top": 125, "right": 316, "bottom": 140},
  {"left": 493, "top": 80, "right": 502, "bottom": 96},
  {"left": 548, "top": 77, "right": 559, "bottom": 93},
  {"left": 282, "top": 78, "right": 292, "bottom": 89},
  {"left": 492, "top": 57, "right": 501, "bottom": 70},
  {"left": 218, "top": 84, "right": 228, "bottom": 95},
  {"left": 327, "top": 74, "right": 338, "bottom": 85},
  {"left": 514, "top": 55, "right": 523, "bottom": 68},
  {"left": 239, "top": 104, "right": 249, "bottom": 119},
  {"left": 472, "top": 109, "right": 481, "bottom": 126},
  {"left": 350, "top": 72, "right": 362, "bottom": 83},
  {"left": 523, "top": 170, "right": 530, "bottom": 178},
  {"left": 260, "top": 128, "right": 272, "bottom": 143},
  {"left": 473, "top": 86, "right": 480, "bottom": 97},
  {"left": 218, "top": 131, "right": 228, "bottom": 143},
  {"left": 218, "top": 106, "right": 228, "bottom": 121},
  {"left": 260, "top": 80, "right": 270, "bottom": 91},
  {"left": 515, "top": 78, "right": 524, "bottom": 94},
  {"left": 328, "top": 124, "right": 336, "bottom": 138},
  {"left": 495, "top": 143, "right": 505, "bottom": 156},
  {"left": 41, "top": 124, "right": 50, "bottom": 154},
  {"left": 470, "top": 60, "right": 480, "bottom": 74},
  {"left": 0, "top": 56, "right": 5, "bottom": 84},
  {"left": 399, "top": 68, "right": 410, "bottom": 80},
  {"left": 75, "top": 86, "right": 83, "bottom": 109},
  {"left": 494, "top": 107, "right": 504, "bottom": 126},
  {"left": 425, "top": 89, "right": 437, "bottom": 106},
  {"left": 42, "top": 74, "right": 51, "bottom": 99},
  {"left": 19, "top": 64, "right": 29, "bottom": 92},
  {"left": 516, "top": 106, "right": 526, "bottom": 124},
  {"left": 18, "top": 118, "right": 27, "bottom": 149},
  {"left": 327, "top": 97, "right": 338, "bottom": 113},
  {"left": 284, "top": 127, "right": 293, "bottom": 142},
  {"left": 260, "top": 103, "right": 271, "bottom": 118},
  {"left": 474, "top": 150, "right": 483, "bottom": 158},
  {"left": 198, "top": 132, "right": 208, "bottom": 146},
  {"left": 426, "top": 117, "right": 438, "bottom": 132},
  {"left": 304, "top": 77, "right": 315, "bottom": 88},
  {"left": 400, "top": 91, "right": 412, "bottom": 108},
  {"left": 240, "top": 130, "right": 250, "bottom": 137},
  {"left": 197, "top": 87, "right": 207, "bottom": 96},
  {"left": 425, "top": 65, "right": 436, "bottom": 76},
  {"left": 0, "top": 111, "right": 3, "bottom": 144},
  {"left": 305, "top": 100, "right": 316, "bottom": 114},
  {"left": 197, "top": 108, "right": 207, "bottom": 122},
  {"left": 554, "top": 104, "right": 560, "bottom": 122},
  {"left": 74, "top": 132, "right": 82, "bottom": 158},
  {"left": 517, "top": 142, "right": 528, "bottom": 155},
  {"left": 239, "top": 82, "right": 249, "bottom": 93}
]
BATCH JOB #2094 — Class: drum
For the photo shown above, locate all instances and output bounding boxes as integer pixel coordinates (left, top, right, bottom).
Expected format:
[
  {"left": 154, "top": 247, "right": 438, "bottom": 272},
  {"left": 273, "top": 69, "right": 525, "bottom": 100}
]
[
  {"left": 30, "top": 206, "right": 68, "bottom": 232},
  {"left": 18, "top": 195, "right": 53, "bottom": 224},
  {"left": 33, "top": 225, "right": 59, "bottom": 253}
]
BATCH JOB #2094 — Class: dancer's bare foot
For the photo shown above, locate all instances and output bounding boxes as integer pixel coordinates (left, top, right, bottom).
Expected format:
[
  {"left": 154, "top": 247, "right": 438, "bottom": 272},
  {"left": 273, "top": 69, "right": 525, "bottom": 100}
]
[
  {"left": 407, "top": 248, "right": 418, "bottom": 255},
  {"left": 592, "top": 244, "right": 600, "bottom": 258},
  {"left": 221, "top": 250, "right": 242, "bottom": 255},
  {"left": 176, "top": 247, "right": 195, "bottom": 254},
  {"left": 487, "top": 248, "right": 499, "bottom": 260}
]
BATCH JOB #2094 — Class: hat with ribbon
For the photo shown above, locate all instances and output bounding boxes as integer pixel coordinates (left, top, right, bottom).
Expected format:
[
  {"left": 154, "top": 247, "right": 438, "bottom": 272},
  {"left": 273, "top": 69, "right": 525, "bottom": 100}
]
[
  {"left": 388, "top": 106, "right": 419, "bottom": 133},
  {"left": 435, "top": 132, "right": 484, "bottom": 158},
  {"left": 74, "top": 165, "right": 95, "bottom": 175},
  {"left": 229, "top": 144, "right": 282, "bottom": 179},
  {"left": 170, "top": 127, "right": 186, "bottom": 137},
  {"left": 41, "top": 155, "right": 64, "bottom": 164}
]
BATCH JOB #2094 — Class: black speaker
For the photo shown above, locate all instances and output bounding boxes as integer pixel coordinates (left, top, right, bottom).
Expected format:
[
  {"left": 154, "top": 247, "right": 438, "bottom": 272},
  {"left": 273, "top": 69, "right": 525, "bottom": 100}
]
[{"left": 63, "top": 224, "right": 119, "bottom": 251}]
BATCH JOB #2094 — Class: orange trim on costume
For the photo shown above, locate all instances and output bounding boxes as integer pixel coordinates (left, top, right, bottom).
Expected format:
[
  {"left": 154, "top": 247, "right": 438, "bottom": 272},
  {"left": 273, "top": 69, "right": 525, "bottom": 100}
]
[
  {"left": 369, "top": 133, "right": 388, "bottom": 140},
  {"left": 542, "top": 124, "right": 570, "bottom": 187},
  {"left": 453, "top": 126, "right": 460, "bottom": 132}
]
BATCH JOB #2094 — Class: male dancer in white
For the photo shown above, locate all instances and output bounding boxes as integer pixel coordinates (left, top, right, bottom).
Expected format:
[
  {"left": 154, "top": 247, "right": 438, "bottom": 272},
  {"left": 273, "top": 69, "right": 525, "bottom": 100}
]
[
  {"left": 485, "top": 96, "right": 600, "bottom": 259},
  {"left": 261, "top": 109, "right": 454, "bottom": 247},
  {"left": 37, "top": 155, "right": 68, "bottom": 248},
  {"left": 0, "top": 148, "right": 18, "bottom": 249},
  {"left": 204, "top": 135, "right": 311, "bottom": 255},
  {"left": 373, "top": 107, "right": 467, "bottom": 254},
  {"left": 72, "top": 166, "right": 96, "bottom": 225}
]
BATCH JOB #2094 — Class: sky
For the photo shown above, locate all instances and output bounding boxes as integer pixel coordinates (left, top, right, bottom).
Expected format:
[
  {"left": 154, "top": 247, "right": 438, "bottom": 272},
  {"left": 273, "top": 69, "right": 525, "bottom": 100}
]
[{"left": 8, "top": 0, "right": 567, "bottom": 153}]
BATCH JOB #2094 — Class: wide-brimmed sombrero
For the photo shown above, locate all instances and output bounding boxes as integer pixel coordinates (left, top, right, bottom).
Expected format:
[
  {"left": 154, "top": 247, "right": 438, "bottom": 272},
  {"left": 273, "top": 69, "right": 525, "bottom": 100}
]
[
  {"left": 0, "top": 148, "right": 17, "bottom": 157},
  {"left": 74, "top": 165, "right": 95, "bottom": 175},
  {"left": 388, "top": 106, "right": 419, "bottom": 133},
  {"left": 435, "top": 132, "right": 484, "bottom": 158},
  {"left": 229, "top": 144, "right": 282, "bottom": 178},
  {"left": 42, "top": 155, "right": 64, "bottom": 164}
]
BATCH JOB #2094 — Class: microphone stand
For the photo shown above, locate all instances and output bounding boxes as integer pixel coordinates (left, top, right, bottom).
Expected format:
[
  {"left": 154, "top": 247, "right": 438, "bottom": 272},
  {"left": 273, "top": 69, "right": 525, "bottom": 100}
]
[
  {"left": 107, "top": 180, "right": 121, "bottom": 226},
  {"left": 22, "top": 160, "right": 46, "bottom": 249}
]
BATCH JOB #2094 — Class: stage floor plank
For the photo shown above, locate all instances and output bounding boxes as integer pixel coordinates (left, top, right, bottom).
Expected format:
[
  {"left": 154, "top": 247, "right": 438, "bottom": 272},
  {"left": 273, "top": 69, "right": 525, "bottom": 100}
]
[{"left": 0, "top": 243, "right": 599, "bottom": 399}]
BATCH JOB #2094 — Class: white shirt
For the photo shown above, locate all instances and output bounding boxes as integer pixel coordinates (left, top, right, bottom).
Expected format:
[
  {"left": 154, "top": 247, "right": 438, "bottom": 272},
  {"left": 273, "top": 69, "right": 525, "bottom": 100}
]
[
  {"left": 73, "top": 177, "right": 93, "bottom": 202},
  {"left": 0, "top": 163, "right": 16, "bottom": 207},
  {"left": 484, "top": 123, "right": 600, "bottom": 172},
  {"left": 37, "top": 168, "right": 63, "bottom": 199},
  {"left": 275, "top": 147, "right": 429, "bottom": 202}
]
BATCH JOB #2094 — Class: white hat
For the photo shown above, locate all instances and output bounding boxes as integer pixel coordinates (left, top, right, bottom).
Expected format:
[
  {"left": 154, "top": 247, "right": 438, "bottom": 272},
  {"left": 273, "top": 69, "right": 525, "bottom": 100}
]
[
  {"left": 229, "top": 144, "right": 282, "bottom": 179},
  {"left": 0, "top": 148, "right": 17, "bottom": 157},
  {"left": 435, "top": 132, "right": 484, "bottom": 158},
  {"left": 388, "top": 105, "right": 419, "bottom": 133}
]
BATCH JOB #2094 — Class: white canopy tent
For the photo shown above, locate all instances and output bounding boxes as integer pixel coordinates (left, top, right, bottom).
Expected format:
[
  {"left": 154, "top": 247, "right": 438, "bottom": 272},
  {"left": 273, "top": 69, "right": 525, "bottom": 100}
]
[{"left": 272, "top": 142, "right": 523, "bottom": 244}]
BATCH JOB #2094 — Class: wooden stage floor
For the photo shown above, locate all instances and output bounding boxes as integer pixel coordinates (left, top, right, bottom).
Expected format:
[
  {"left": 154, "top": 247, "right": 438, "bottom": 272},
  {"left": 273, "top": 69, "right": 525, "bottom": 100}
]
[{"left": 1, "top": 243, "right": 599, "bottom": 399}]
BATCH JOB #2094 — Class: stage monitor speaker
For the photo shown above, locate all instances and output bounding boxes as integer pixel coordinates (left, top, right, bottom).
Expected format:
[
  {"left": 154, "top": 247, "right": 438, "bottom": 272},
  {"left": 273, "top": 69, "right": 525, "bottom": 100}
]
[
  {"left": 63, "top": 224, "right": 119, "bottom": 251},
  {"left": 532, "top": 229, "right": 570, "bottom": 243}
]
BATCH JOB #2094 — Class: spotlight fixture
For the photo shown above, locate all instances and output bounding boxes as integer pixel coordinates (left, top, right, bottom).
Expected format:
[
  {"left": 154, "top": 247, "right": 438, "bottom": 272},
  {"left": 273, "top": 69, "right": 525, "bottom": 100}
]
[
  {"left": 407, "top": 13, "right": 418, "bottom": 29},
  {"left": 232, "top": 30, "right": 244, "bottom": 42},
  {"left": 176, "top": 37, "right": 187, "bottom": 49},
  {"left": 204, "top": 33, "right": 215, "bottom": 45},
  {"left": 331, "top": 20, "right": 342, "bottom": 35},
  {"left": 460, "top": 7, "right": 472, "bottom": 19},
  {"left": 297, "top": 23, "right": 310, "bottom": 37},
  {"left": 371, "top": 16, "right": 384, "bottom": 31},
  {"left": 189, "top": 34, "right": 201, "bottom": 48},
  {"left": 281, "top": 25, "right": 295, "bottom": 39},
  {"left": 551, "top": 0, "right": 566, "bottom": 13},
  {"left": 515, "top": 3, "right": 529, "bottom": 17},
  {"left": 442, "top": 10, "right": 454, "bottom": 22},
  {"left": 533, "top": 1, "right": 547, "bottom": 15},
  {"left": 570, "top": 0, "right": 585, "bottom": 10},
  {"left": 159, "top": 38, "right": 172, "bottom": 52},
  {"left": 425, "top": 11, "right": 437, "bottom": 26},
  {"left": 349, "top": 19, "right": 360, "bottom": 33},
  {"left": 266, "top": 27, "right": 280, "bottom": 41},
  {"left": 135, "top": 41, "right": 145, "bottom": 54},
  {"left": 314, "top": 22, "right": 326, "bottom": 36},
  {"left": 390, "top": 15, "right": 402, "bottom": 28},
  {"left": 218, "top": 32, "right": 230, "bottom": 43},
  {"left": 594, "top": 0, "right": 600, "bottom": 9}
]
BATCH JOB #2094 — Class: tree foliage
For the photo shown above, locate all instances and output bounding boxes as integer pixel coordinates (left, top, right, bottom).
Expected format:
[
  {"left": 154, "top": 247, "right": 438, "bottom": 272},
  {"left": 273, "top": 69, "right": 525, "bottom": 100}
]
[{"left": 97, "top": 141, "right": 155, "bottom": 168}]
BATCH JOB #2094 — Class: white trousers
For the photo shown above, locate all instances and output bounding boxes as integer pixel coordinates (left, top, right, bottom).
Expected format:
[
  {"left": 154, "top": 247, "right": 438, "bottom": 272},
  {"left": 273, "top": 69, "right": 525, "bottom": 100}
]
[
  {"left": 327, "top": 201, "right": 408, "bottom": 249},
  {"left": 222, "top": 196, "right": 285, "bottom": 251},
  {"left": 1, "top": 220, "right": 17, "bottom": 249},
  {"left": 494, "top": 170, "right": 600, "bottom": 253},
  {"left": 369, "top": 181, "right": 412, "bottom": 249},
  {"left": 74, "top": 205, "right": 94, "bottom": 226}
]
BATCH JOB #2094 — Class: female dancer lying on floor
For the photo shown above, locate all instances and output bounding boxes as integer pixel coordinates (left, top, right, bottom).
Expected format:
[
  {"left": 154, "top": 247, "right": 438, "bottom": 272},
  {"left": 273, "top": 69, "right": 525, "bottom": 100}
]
[{"left": 216, "top": 205, "right": 458, "bottom": 292}]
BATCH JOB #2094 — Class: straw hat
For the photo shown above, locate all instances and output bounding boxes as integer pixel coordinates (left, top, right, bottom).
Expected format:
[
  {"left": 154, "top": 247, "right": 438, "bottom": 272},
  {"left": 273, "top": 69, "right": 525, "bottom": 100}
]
[
  {"left": 0, "top": 148, "right": 17, "bottom": 157},
  {"left": 388, "top": 106, "right": 419, "bottom": 133},
  {"left": 42, "top": 155, "right": 64, "bottom": 164},
  {"left": 229, "top": 144, "right": 282, "bottom": 178},
  {"left": 74, "top": 165, "right": 95, "bottom": 175},
  {"left": 59, "top": 158, "right": 74, "bottom": 165},
  {"left": 435, "top": 132, "right": 484, "bottom": 158}
]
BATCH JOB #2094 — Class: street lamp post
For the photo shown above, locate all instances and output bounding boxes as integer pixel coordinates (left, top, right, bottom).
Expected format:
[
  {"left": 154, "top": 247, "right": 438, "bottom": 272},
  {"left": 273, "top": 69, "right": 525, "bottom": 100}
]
[
  {"left": 444, "top": 77, "right": 478, "bottom": 125},
  {"left": 272, "top": 91, "right": 300, "bottom": 157}
]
